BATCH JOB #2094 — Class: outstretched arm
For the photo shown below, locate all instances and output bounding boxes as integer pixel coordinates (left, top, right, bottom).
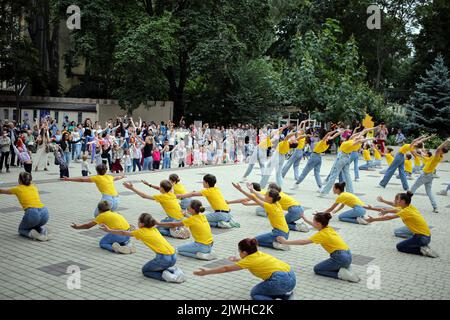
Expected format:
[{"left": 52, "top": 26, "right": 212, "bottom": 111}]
[
  {"left": 0, "top": 188, "right": 13, "bottom": 195},
  {"left": 64, "top": 177, "right": 92, "bottom": 183},
  {"left": 194, "top": 264, "right": 242, "bottom": 276},
  {"left": 123, "top": 182, "right": 154, "bottom": 200}
]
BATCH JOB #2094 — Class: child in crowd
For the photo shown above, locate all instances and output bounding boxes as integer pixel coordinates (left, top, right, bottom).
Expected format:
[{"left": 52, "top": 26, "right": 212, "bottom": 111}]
[
  {"left": 153, "top": 146, "right": 161, "bottom": 170},
  {"left": 123, "top": 149, "right": 132, "bottom": 173},
  {"left": 81, "top": 154, "right": 91, "bottom": 176}
]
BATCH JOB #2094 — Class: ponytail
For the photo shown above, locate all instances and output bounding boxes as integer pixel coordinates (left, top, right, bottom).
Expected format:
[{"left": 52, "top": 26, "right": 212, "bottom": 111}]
[
  {"left": 397, "top": 191, "right": 413, "bottom": 205},
  {"left": 18, "top": 172, "right": 32, "bottom": 186},
  {"left": 267, "top": 189, "right": 281, "bottom": 203},
  {"left": 138, "top": 213, "right": 157, "bottom": 228},
  {"left": 334, "top": 182, "right": 346, "bottom": 192},
  {"left": 313, "top": 212, "right": 332, "bottom": 227},
  {"left": 238, "top": 238, "right": 258, "bottom": 255},
  {"left": 169, "top": 174, "right": 180, "bottom": 183},
  {"left": 190, "top": 199, "right": 205, "bottom": 214}
]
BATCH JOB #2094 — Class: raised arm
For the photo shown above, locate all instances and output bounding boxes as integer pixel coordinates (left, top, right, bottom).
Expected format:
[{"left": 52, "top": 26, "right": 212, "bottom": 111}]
[
  {"left": 123, "top": 182, "right": 154, "bottom": 200},
  {"left": 232, "top": 182, "right": 265, "bottom": 207}
]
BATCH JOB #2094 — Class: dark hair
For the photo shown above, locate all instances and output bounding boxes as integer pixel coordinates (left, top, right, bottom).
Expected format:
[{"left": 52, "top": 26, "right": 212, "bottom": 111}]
[
  {"left": 238, "top": 238, "right": 258, "bottom": 255},
  {"left": 138, "top": 213, "right": 156, "bottom": 228},
  {"left": 313, "top": 212, "right": 332, "bottom": 227},
  {"left": 406, "top": 154, "right": 412, "bottom": 160},
  {"left": 203, "top": 174, "right": 216, "bottom": 187},
  {"left": 251, "top": 182, "right": 261, "bottom": 192},
  {"left": 160, "top": 180, "right": 173, "bottom": 193},
  {"left": 442, "top": 147, "right": 448, "bottom": 154},
  {"left": 97, "top": 200, "right": 111, "bottom": 213},
  {"left": 190, "top": 200, "right": 206, "bottom": 214},
  {"left": 416, "top": 142, "right": 423, "bottom": 149},
  {"left": 268, "top": 183, "right": 281, "bottom": 192},
  {"left": 96, "top": 163, "right": 107, "bottom": 175},
  {"left": 267, "top": 189, "right": 281, "bottom": 203},
  {"left": 169, "top": 174, "right": 180, "bottom": 183},
  {"left": 18, "top": 172, "right": 32, "bottom": 186},
  {"left": 427, "top": 151, "right": 432, "bottom": 157},
  {"left": 334, "top": 181, "right": 346, "bottom": 192},
  {"left": 387, "top": 147, "right": 393, "bottom": 152},
  {"left": 397, "top": 191, "right": 413, "bottom": 205}
]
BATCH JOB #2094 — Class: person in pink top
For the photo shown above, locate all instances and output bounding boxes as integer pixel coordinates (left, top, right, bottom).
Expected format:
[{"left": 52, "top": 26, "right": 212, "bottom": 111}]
[{"left": 153, "top": 147, "right": 161, "bottom": 170}]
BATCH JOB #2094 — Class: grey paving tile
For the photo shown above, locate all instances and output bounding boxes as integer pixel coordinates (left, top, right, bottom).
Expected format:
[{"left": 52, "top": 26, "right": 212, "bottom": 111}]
[
  {"left": 118, "top": 191, "right": 135, "bottom": 196},
  {"left": 211, "top": 228, "right": 234, "bottom": 235},
  {"left": 202, "top": 259, "right": 235, "bottom": 269},
  {"left": 0, "top": 206, "right": 22, "bottom": 213},
  {"left": 79, "top": 229, "right": 105, "bottom": 238},
  {"left": 37, "top": 260, "right": 92, "bottom": 276},
  {"left": 351, "top": 254, "right": 375, "bottom": 266}
]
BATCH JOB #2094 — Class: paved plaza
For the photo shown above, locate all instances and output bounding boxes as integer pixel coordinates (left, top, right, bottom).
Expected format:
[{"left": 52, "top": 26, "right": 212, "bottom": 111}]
[{"left": 0, "top": 155, "right": 449, "bottom": 300}]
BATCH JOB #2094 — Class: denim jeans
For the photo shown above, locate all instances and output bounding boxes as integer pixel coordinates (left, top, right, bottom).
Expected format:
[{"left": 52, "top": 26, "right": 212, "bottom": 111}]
[
  {"left": 251, "top": 269, "right": 296, "bottom": 300},
  {"left": 295, "top": 152, "right": 322, "bottom": 188},
  {"left": 255, "top": 206, "right": 304, "bottom": 231},
  {"left": 260, "top": 153, "right": 285, "bottom": 188},
  {"left": 372, "top": 159, "right": 382, "bottom": 167},
  {"left": 63, "top": 151, "right": 71, "bottom": 166},
  {"left": 349, "top": 151, "right": 359, "bottom": 180},
  {"left": 142, "top": 253, "right": 177, "bottom": 281},
  {"left": 243, "top": 148, "right": 267, "bottom": 178},
  {"left": 321, "top": 153, "right": 353, "bottom": 194},
  {"left": 19, "top": 207, "right": 49, "bottom": 238},
  {"left": 143, "top": 156, "right": 153, "bottom": 171},
  {"left": 255, "top": 228, "right": 289, "bottom": 249},
  {"left": 338, "top": 205, "right": 366, "bottom": 224},
  {"left": 394, "top": 225, "right": 414, "bottom": 239},
  {"left": 177, "top": 242, "right": 212, "bottom": 258},
  {"left": 206, "top": 211, "right": 232, "bottom": 227},
  {"left": 359, "top": 160, "right": 373, "bottom": 170},
  {"left": 94, "top": 195, "right": 119, "bottom": 217},
  {"left": 157, "top": 217, "right": 181, "bottom": 236},
  {"left": 72, "top": 144, "right": 82, "bottom": 160},
  {"left": 396, "top": 234, "right": 431, "bottom": 255},
  {"left": 313, "top": 250, "right": 352, "bottom": 279},
  {"left": 380, "top": 153, "right": 408, "bottom": 190},
  {"left": 282, "top": 149, "right": 304, "bottom": 180},
  {"left": 162, "top": 156, "right": 171, "bottom": 169},
  {"left": 179, "top": 198, "right": 190, "bottom": 210},
  {"left": 99, "top": 233, "right": 130, "bottom": 252},
  {"left": 410, "top": 172, "right": 437, "bottom": 209}
]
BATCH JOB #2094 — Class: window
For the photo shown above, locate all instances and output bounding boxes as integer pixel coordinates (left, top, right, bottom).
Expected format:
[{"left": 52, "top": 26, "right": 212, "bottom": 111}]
[
  {"left": 78, "top": 112, "right": 82, "bottom": 124},
  {"left": 54, "top": 111, "right": 59, "bottom": 123},
  {"left": 33, "top": 110, "right": 38, "bottom": 120},
  {"left": 12, "top": 109, "right": 17, "bottom": 121},
  {"left": 3, "top": 109, "right": 8, "bottom": 120}
]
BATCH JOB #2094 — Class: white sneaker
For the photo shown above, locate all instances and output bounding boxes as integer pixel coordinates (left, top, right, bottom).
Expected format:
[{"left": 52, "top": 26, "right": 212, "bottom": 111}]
[
  {"left": 337, "top": 267, "right": 361, "bottom": 283},
  {"left": 112, "top": 242, "right": 135, "bottom": 254},
  {"left": 272, "top": 241, "right": 290, "bottom": 251},
  {"left": 162, "top": 270, "right": 181, "bottom": 283},
  {"left": 170, "top": 226, "right": 191, "bottom": 239},
  {"left": 436, "top": 190, "right": 448, "bottom": 196},
  {"left": 218, "top": 221, "right": 232, "bottom": 229},
  {"left": 356, "top": 217, "right": 369, "bottom": 225},
  {"left": 29, "top": 229, "right": 48, "bottom": 241},
  {"left": 295, "top": 222, "right": 309, "bottom": 232},
  {"left": 196, "top": 251, "right": 218, "bottom": 260},
  {"left": 290, "top": 184, "right": 299, "bottom": 190},
  {"left": 420, "top": 246, "right": 439, "bottom": 258}
]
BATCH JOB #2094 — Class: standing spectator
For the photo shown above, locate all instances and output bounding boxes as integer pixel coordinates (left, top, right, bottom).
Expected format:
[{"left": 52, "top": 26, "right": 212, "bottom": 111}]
[
  {"left": 395, "top": 129, "right": 406, "bottom": 146},
  {"left": 0, "top": 130, "right": 11, "bottom": 173},
  {"left": 377, "top": 122, "right": 388, "bottom": 153}
]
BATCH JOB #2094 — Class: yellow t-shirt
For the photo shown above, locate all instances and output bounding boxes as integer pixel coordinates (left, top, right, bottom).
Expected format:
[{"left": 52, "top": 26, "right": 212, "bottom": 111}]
[
  {"left": 309, "top": 226, "right": 349, "bottom": 254},
  {"left": 278, "top": 192, "right": 300, "bottom": 210},
  {"left": 386, "top": 153, "right": 394, "bottom": 165},
  {"left": 313, "top": 140, "right": 329, "bottom": 153},
  {"left": 90, "top": 175, "right": 118, "bottom": 196},
  {"left": 263, "top": 202, "right": 289, "bottom": 233},
  {"left": 296, "top": 138, "right": 306, "bottom": 150},
  {"left": 173, "top": 182, "right": 187, "bottom": 195},
  {"left": 258, "top": 136, "right": 272, "bottom": 149},
  {"left": 336, "top": 192, "right": 365, "bottom": 208},
  {"left": 396, "top": 205, "right": 430, "bottom": 236},
  {"left": 277, "top": 140, "right": 290, "bottom": 155},
  {"left": 399, "top": 144, "right": 413, "bottom": 154},
  {"left": 201, "top": 187, "right": 230, "bottom": 211},
  {"left": 9, "top": 184, "right": 44, "bottom": 210},
  {"left": 373, "top": 148, "right": 382, "bottom": 160},
  {"left": 236, "top": 251, "right": 291, "bottom": 280},
  {"left": 422, "top": 156, "right": 431, "bottom": 166},
  {"left": 404, "top": 159, "right": 413, "bottom": 173},
  {"left": 339, "top": 140, "right": 354, "bottom": 154},
  {"left": 153, "top": 193, "right": 184, "bottom": 220},
  {"left": 423, "top": 155, "right": 442, "bottom": 174},
  {"left": 131, "top": 227, "right": 175, "bottom": 255},
  {"left": 182, "top": 214, "right": 213, "bottom": 245},
  {"left": 414, "top": 156, "right": 421, "bottom": 167},
  {"left": 93, "top": 210, "right": 130, "bottom": 230},
  {"left": 362, "top": 149, "right": 371, "bottom": 161},
  {"left": 351, "top": 143, "right": 362, "bottom": 152}
]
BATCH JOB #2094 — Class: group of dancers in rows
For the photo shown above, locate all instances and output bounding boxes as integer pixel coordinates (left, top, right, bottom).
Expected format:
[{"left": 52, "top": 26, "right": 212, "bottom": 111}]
[{"left": 1, "top": 122, "right": 449, "bottom": 300}]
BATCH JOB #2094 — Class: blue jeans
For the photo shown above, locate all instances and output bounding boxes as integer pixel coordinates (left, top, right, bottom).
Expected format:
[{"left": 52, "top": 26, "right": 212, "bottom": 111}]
[
  {"left": 255, "top": 206, "right": 304, "bottom": 231},
  {"left": 255, "top": 228, "right": 289, "bottom": 249},
  {"left": 397, "top": 234, "right": 431, "bottom": 255},
  {"left": 314, "top": 250, "right": 352, "bottom": 279},
  {"left": 349, "top": 151, "right": 359, "bottom": 180},
  {"left": 295, "top": 152, "right": 322, "bottom": 188},
  {"left": 94, "top": 194, "right": 119, "bottom": 217},
  {"left": 251, "top": 269, "right": 296, "bottom": 300},
  {"left": 372, "top": 159, "right": 382, "bottom": 167},
  {"left": 63, "top": 151, "right": 71, "bottom": 166},
  {"left": 380, "top": 153, "right": 408, "bottom": 190},
  {"left": 338, "top": 205, "right": 366, "bottom": 224},
  {"left": 72, "top": 144, "right": 82, "bottom": 160},
  {"left": 359, "top": 160, "right": 373, "bottom": 170},
  {"left": 19, "top": 207, "right": 49, "bottom": 238},
  {"left": 99, "top": 233, "right": 130, "bottom": 252},
  {"left": 282, "top": 149, "right": 304, "bottom": 180},
  {"left": 321, "top": 153, "right": 353, "bottom": 194},
  {"left": 410, "top": 172, "right": 437, "bottom": 209},
  {"left": 243, "top": 148, "right": 267, "bottom": 178},
  {"left": 142, "top": 253, "right": 177, "bottom": 281},
  {"left": 177, "top": 242, "right": 212, "bottom": 258},
  {"left": 394, "top": 225, "right": 414, "bottom": 239},
  {"left": 260, "top": 153, "right": 285, "bottom": 188},
  {"left": 143, "top": 156, "right": 153, "bottom": 171},
  {"left": 162, "top": 156, "right": 171, "bottom": 169},
  {"left": 132, "top": 158, "right": 141, "bottom": 171},
  {"left": 179, "top": 198, "right": 190, "bottom": 210},
  {"left": 206, "top": 211, "right": 232, "bottom": 227},
  {"left": 157, "top": 217, "right": 181, "bottom": 236}
]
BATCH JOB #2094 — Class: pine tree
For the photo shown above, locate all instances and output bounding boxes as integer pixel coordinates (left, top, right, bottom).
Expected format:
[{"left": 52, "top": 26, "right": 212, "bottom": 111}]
[{"left": 407, "top": 55, "right": 450, "bottom": 136}]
